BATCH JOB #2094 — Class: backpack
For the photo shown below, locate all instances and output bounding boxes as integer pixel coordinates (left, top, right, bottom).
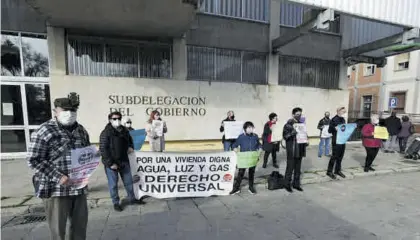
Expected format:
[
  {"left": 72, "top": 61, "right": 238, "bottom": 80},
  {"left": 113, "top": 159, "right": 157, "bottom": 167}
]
[{"left": 267, "top": 171, "right": 284, "bottom": 190}]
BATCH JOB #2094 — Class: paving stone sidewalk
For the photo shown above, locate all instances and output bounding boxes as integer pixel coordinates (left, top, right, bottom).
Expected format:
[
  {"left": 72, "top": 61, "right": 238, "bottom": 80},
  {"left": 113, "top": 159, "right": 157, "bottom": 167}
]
[{"left": 1, "top": 144, "right": 419, "bottom": 216}]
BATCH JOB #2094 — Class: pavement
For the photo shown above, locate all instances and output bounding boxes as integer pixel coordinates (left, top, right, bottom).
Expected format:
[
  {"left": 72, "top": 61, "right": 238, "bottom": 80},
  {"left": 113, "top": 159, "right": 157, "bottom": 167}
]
[
  {"left": 1, "top": 172, "right": 420, "bottom": 239},
  {"left": 1, "top": 144, "right": 419, "bottom": 208}
]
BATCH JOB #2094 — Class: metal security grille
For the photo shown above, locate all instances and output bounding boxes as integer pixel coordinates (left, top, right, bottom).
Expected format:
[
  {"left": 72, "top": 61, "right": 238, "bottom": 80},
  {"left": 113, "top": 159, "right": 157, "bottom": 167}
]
[
  {"left": 278, "top": 55, "right": 339, "bottom": 89},
  {"left": 199, "top": 0, "right": 269, "bottom": 22},
  {"left": 187, "top": 45, "right": 267, "bottom": 84},
  {"left": 67, "top": 37, "right": 172, "bottom": 78}
]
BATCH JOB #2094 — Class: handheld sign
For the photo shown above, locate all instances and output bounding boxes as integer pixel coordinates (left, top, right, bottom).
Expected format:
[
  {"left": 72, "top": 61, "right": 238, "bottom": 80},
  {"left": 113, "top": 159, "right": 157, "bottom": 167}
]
[
  {"left": 271, "top": 124, "right": 282, "bottom": 142},
  {"left": 374, "top": 126, "right": 389, "bottom": 140},
  {"left": 236, "top": 151, "right": 260, "bottom": 169},
  {"left": 224, "top": 121, "right": 244, "bottom": 139},
  {"left": 130, "top": 129, "right": 146, "bottom": 151},
  {"left": 294, "top": 123, "right": 308, "bottom": 144},
  {"left": 129, "top": 151, "right": 237, "bottom": 199},
  {"left": 336, "top": 123, "right": 357, "bottom": 144},
  {"left": 69, "top": 145, "right": 101, "bottom": 189}
]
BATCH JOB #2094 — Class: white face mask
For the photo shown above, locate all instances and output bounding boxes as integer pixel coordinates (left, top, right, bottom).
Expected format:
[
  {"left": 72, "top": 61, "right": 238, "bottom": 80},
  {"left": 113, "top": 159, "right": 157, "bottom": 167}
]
[
  {"left": 57, "top": 111, "right": 77, "bottom": 126},
  {"left": 111, "top": 119, "right": 121, "bottom": 128},
  {"left": 246, "top": 127, "right": 254, "bottom": 134},
  {"left": 126, "top": 123, "right": 132, "bottom": 128}
]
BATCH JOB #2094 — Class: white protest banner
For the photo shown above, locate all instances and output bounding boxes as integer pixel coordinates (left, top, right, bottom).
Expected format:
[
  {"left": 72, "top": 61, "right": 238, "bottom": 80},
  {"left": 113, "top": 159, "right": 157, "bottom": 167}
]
[
  {"left": 321, "top": 125, "right": 332, "bottom": 138},
  {"left": 271, "top": 123, "right": 282, "bottom": 142},
  {"left": 129, "top": 151, "right": 237, "bottom": 199},
  {"left": 294, "top": 123, "right": 308, "bottom": 143},
  {"left": 152, "top": 120, "right": 164, "bottom": 137},
  {"left": 69, "top": 145, "right": 101, "bottom": 189},
  {"left": 224, "top": 121, "right": 244, "bottom": 139}
]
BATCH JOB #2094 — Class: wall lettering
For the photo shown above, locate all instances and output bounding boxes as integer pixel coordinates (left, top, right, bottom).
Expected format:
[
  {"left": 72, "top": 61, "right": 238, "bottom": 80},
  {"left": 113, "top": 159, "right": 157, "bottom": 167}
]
[{"left": 108, "top": 95, "right": 207, "bottom": 117}]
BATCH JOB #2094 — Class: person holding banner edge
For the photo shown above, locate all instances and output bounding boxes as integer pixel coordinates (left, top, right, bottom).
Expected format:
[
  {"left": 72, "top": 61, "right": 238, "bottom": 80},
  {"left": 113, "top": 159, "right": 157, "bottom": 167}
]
[
  {"left": 326, "top": 107, "right": 347, "bottom": 179},
  {"left": 361, "top": 114, "right": 382, "bottom": 172},
  {"left": 27, "top": 93, "right": 91, "bottom": 240},
  {"left": 230, "top": 121, "right": 261, "bottom": 195},
  {"left": 100, "top": 111, "right": 145, "bottom": 212},
  {"left": 262, "top": 113, "right": 280, "bottom": 168},
  {"left": 220, "top": 110, "right": 236, "bottom": 151},
  {"left": 283, "top": 108, "right": 308, "bottom": 192}
]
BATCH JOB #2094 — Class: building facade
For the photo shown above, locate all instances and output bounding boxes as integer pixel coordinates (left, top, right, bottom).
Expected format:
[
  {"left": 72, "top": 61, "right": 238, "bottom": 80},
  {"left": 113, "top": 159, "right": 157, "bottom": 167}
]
[{"left": 1, "top": 0, "right": 419, "bottom": 157}]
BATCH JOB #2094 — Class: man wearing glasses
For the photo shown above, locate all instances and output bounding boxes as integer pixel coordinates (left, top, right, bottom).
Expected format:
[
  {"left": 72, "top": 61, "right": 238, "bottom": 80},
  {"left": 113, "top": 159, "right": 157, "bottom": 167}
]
[{"left": 99, "top": 111, "right": 145, "bottom": 211}]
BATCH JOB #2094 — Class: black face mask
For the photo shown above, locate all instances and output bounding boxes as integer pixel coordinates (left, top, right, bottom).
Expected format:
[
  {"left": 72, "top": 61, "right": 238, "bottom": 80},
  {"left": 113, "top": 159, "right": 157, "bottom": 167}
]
[
  {"left": 294, "top": 115, "right": 301, "bottom": 121},
  {"left": 230, "top": 115, "right": 235, "bottom": 120}
]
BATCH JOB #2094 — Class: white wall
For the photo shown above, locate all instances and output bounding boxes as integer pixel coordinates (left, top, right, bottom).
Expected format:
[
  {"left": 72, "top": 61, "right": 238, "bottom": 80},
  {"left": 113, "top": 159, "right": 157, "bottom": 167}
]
[
  {"left": 382, "top": 50, "right": 420, "bottom": 113},
  {"left": 50, "top": 76, "right": 349, "bottom": 143}
]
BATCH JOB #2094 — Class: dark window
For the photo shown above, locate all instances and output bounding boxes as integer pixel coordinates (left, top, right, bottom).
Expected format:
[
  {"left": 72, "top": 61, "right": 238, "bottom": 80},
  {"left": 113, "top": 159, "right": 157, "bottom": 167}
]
[
  {"left": 25, "top": 84, "right": 52, "bottom": 125},
  {"left": 1, "top": 84, "right": 24, "bottom": 125},
  {"left": 279, "top": 55, "right": 339, "bottom": 89},
  {"left": 1, "top": 130, "right": 27, "bottom": 152}
]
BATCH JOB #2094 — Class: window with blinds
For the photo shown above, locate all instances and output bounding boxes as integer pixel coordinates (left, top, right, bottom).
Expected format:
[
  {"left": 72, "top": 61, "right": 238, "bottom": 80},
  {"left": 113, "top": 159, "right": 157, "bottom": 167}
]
[
  {"left": 278, "top": 55, "right": 340, "bottom": 89},
  {"left": 187, "top": 45, "right": 267, "bottom": 84},
  {"left": 199, "top": 0, "right": 269, "bottom": 22},
  {"left": 67, "top": 37, "right": 172, "bottom": 78},
  {"left": 394, "top": 52, "right": 410, "bottom": 71}
]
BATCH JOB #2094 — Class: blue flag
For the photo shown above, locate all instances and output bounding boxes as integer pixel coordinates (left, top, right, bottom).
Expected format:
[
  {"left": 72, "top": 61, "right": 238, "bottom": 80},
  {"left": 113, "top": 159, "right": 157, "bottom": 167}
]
[
  {"left": 336, "top": 123, "right": 357, "bottom": 144},
  {"left": 129, "top": 129, "right": 146, "bottom": 151}
]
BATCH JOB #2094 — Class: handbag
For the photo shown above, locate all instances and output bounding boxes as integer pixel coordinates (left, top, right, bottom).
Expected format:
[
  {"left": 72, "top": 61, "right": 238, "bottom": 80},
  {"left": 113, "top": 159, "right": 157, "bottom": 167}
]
[{"left": 267, "top": 171, "right": 284, "bottom": 190}]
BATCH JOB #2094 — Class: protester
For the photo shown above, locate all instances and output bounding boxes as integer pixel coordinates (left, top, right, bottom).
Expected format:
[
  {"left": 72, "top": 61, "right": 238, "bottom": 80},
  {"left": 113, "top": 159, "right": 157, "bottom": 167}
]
[
  {"left": 283, "top": 107, "right": 308, "bottom": 192},
  {"left": 384, "top": 111, "right": 401, "bottom": 153},
  {"left": 100, "top": 111, "right": 144, "bottom": 212},
  {"left": 398, "top": 116, "right": 415, "bottom": 153},
  {"left": 146, "top": 110, "right": 167, "bottom": 152},
  {"left": 361, "top": 114, "right": 382, "bottom": 172},
  {"left": 219, "top": 110, "right": 236, "bottom": 151},
  {"left": 262, "top": 113, "right": 280, "bottom": 168},
  {"left": 230, "top": 121, "right": 261, "bottom": 195},
  {"left": 326, "top": 107, "right": 347, "bottom": 179},
  {"left": 317, "top": 111, "right": 331, "bottom": 157},
  {"left": 27, "top": 93, "right": 91, "bottom": 240},
  {"left": 124, "top": 117, "right": 134, "bottom": 131}
]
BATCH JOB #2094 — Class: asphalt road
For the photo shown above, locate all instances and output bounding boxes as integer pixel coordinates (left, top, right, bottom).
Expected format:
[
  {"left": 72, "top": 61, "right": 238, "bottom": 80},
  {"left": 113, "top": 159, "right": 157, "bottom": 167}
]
[{"left": 2, "top": 172, "right": 420, "bottom": 240}]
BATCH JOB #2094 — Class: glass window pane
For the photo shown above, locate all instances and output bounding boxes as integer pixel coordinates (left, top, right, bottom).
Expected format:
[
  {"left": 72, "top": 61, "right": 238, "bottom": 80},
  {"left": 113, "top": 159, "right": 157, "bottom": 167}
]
[
  {"left": 67, "top": 39, "right": 105, "bottom": 76},
  {"left": 1, "top": 84, "right": 24, "bottom": 125},
  {"left": 22, "top": 34, "right": 49, "bottom": 77},
  {"left": 215, "top": 48, "right": 241, "bottom": 82},
  {"left": 187, "top": 46, "right": 215, "bottom": 81},
  {"left": 1, "top": 130, "right": 27, "bottom": 152},
  {"left": 105, "top": 44, "right": 138, "bottom": 77},
  {"left": 1, "top": 33, "right": 22, "bottom": 76},
  {"left": 139, "top": 45, "right": 171, "bottom": 78},
  {"left": 25, "top": 84, "right": 52, "bottom": 125}
]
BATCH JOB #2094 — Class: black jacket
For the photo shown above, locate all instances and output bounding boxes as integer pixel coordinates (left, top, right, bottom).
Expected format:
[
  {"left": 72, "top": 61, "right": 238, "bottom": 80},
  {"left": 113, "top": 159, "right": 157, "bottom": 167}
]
[
  {"left": 283, "top": 119, "right": 307, "bottom": 159},
  {"left": 262, "top": 121, "right": 280, "bottom": 152},
  {"left": 385, "top": 116, "right": 402, "bottom": 136},
  {"left": 317, "top": 117, "right": 331, "bottom": 135},
  {"left": 328, "top": 115, "right": 346, "bottom": 145},
  {"left": 99, "top": 124, "right": 134, "bottom": 167},
  {"left": 220, "top": 117, "right": 236, "bottom": 143}
]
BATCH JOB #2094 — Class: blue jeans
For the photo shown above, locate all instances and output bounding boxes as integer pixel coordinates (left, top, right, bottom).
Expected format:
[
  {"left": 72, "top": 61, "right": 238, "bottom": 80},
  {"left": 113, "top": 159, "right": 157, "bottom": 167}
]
[
  {"left": 105, "top": 161, "right": 136, "bottom": 205},
  {"left": 318, "top": 138, "right": 330, "bottom": 157},
  {"left": 223, "top": 141, "right": 234, "bottom": 151}
]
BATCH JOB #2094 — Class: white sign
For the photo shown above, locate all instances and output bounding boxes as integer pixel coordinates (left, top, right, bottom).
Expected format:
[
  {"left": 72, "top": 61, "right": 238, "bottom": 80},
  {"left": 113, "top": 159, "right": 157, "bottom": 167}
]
[
  {"left": 2, "top": 103, "right": 13, "bottom": 116},
  {"left": 294, "top": 123, "right": 308, "bottom": 144},
  {"left": 271, "top": 123, "right": 282, "bottom": 142},
  {"left": 224, "top": 121, "right": 244, "bottom": 139},
  {"left": 321, "top": 125, "right": 332, "bottom": 138},
  {"left": 129, "top": 151, "right": 237, "bottom": 199},
  {"left": 69, "top": 145, "right": 101, "bottom": 189},
  {"left": 152, "top": 120, "right": 164, "bottom": 137}
]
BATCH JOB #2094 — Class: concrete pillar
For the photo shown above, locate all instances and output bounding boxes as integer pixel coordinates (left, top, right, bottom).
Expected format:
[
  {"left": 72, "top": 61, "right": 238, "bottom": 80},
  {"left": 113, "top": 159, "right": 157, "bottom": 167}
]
[
  {"left": 47, "top": 26, "right": 66, "bottom": 76},
  {"left": 172, "top": 36, "right": 187, "bottom": 80},
  {"left": 268, "top": 0, "right": 280, "bottom": 85}
]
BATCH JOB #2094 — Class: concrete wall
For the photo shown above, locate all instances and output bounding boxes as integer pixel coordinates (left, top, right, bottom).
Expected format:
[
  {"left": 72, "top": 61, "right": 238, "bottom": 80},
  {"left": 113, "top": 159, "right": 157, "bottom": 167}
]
[
  {"left": 186, "top": 14, "right": 269, "bottom": 52},
  {"left": 50, "top": 76, "right": 349, "bottom": 143},
  {"left": 1, "top": 0, "right": 46, "bottom": 33}
]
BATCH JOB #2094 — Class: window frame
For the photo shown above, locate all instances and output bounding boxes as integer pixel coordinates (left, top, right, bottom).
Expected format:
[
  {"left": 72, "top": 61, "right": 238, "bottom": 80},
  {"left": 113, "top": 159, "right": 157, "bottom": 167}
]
[{"left": 363, "top": 64, "right": 376, "bottom": 77}]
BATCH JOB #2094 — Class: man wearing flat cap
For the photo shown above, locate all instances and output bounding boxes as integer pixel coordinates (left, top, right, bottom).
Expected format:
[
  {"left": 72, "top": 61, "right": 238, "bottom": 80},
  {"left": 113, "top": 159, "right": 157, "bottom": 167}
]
[{"left": 27, "top": 92, "right": 91, "bottom": 240}]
